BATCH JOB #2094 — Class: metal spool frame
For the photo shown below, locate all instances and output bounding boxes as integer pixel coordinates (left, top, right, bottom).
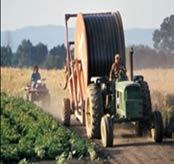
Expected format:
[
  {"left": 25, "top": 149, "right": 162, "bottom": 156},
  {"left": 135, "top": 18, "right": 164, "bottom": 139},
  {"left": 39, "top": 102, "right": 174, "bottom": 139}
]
[{"left": 65, "top": 12, "right": 125, "bottom": 124}]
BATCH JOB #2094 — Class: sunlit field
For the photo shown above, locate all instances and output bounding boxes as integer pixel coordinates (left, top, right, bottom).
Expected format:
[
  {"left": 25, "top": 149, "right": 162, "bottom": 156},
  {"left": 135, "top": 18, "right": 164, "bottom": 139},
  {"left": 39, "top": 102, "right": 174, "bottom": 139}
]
[
  {"left": 134, "top": 68, "right": 174, "bottom": 94},
  {"left": 1, "top": 67, "right": 65, "bottom": 94},
  {"left": 1, "top": 67, "right": 174, "bottom": 108},
  {"left": 134, "top": 68, "right": 174, "bottom": 108}
]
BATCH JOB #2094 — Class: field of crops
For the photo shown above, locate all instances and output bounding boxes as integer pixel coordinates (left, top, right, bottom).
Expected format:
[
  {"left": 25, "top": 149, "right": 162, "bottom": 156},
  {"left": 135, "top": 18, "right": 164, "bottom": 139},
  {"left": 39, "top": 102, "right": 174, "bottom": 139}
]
[{"left": 0, "top": 92, "right": 96, "bottom": 163}]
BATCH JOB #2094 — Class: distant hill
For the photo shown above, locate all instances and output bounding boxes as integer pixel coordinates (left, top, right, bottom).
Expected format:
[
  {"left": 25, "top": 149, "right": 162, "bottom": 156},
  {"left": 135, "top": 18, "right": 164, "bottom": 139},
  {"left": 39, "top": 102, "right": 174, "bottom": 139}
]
[{"left": 1, "top": 25, "right": 155, "bottom": 52}]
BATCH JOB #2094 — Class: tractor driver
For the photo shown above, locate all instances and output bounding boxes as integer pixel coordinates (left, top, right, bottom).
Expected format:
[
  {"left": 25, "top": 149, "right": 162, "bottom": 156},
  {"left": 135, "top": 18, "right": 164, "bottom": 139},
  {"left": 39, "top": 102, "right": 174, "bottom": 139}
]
[
  {"left": 31, "top": 65, "right": 41, "bottom": 88},
  {"left": 109, "top": 54, "right": 127, "bottom": 81}
]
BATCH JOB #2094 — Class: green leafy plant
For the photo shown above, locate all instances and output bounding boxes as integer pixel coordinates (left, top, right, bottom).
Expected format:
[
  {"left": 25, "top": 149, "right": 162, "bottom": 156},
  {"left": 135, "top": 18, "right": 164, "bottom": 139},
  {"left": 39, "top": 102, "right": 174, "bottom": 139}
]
[{"left": 0, "top": 92, "right": 96, "bottom": 163}]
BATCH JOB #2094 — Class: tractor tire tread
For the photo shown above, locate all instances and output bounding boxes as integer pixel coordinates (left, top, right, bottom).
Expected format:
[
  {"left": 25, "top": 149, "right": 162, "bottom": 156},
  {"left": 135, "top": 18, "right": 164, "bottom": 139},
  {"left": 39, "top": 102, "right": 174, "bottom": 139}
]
[
  {"left": 101, "top": 115, "right": 113, "bottom": 147},
  {"left": 152, "top": 111, "right": 163, "bottom": 142},
  {"left": 86, "top": 84, "right": 103, "bottom": 138}
]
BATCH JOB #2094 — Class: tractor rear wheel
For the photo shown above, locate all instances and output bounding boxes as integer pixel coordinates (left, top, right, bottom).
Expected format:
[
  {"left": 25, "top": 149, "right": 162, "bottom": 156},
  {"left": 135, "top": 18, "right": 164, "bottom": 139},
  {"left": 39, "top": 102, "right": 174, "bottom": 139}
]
[
  {"left": 163, "top": 106, "right": 174, "bottom": 138},
  {"left": 165, "top": 128, "right": 172, "bottom": 138},
  {"left": 139, "top": 81, "right": 152, "bottom": 132},
  {"left": 101, "top": 115, "right": 113, "bottom": 147},
  {"left": 151, "top": 111, "right": 164, "bottom": 143},
  {"left": 141, "top": 81, "right": 152, "bottom": 116},
  {"left": 85, "top": 84, "right": 103, "bottom": 139},
  {"left": 61, "top": 98, "right": 71, "bottom": 126}
]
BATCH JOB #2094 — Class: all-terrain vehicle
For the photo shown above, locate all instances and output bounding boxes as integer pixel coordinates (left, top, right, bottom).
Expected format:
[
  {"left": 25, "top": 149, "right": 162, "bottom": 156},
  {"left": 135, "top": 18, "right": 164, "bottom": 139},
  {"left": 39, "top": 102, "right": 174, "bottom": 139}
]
[{"left": 24, "top": 79, "right": 51, "bottom": 108}]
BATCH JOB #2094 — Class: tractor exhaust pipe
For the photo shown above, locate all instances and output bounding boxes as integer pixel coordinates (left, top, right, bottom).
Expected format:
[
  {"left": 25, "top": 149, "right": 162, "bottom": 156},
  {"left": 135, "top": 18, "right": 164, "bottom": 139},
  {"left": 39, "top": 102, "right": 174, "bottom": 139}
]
[{"left": 129, "top": 47, "right": 134, "bottom": 81}]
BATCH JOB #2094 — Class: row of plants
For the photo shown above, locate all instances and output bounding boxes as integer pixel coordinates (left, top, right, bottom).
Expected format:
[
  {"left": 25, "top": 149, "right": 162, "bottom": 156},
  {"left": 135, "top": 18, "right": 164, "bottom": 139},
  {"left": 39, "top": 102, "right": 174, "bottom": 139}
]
[{"left": 0, "top": 92, "right": 96, "bottom": 163}]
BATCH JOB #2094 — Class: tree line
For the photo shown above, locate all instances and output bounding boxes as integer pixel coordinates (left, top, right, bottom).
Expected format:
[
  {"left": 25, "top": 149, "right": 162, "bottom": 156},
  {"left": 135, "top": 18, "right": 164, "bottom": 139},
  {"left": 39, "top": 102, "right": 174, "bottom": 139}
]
[
  {"left": 126, "top": 45, "right": 174, "bottom": 69},
  {"left": 1, "top": 40, "right": 66, "bottom": 69},
  {"left": 1, "top": 14, "right": 174, "bottom": 69},
  {"left": 131, "top": 14, "right": 174, "bottom": 69}
]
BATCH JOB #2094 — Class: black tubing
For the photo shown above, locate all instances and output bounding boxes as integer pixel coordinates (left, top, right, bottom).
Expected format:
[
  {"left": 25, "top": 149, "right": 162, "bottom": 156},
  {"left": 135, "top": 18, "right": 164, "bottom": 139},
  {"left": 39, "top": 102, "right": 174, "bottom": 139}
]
[{"left": 84, "top": 12, "right": 125, "bottom": 81}]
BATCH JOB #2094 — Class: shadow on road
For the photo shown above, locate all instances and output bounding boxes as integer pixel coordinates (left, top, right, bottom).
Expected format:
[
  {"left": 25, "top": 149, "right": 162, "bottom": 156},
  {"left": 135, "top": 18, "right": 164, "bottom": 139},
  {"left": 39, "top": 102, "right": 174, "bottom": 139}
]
[{"left": 112, "top": 140, "right": 174, "bottom": 148}]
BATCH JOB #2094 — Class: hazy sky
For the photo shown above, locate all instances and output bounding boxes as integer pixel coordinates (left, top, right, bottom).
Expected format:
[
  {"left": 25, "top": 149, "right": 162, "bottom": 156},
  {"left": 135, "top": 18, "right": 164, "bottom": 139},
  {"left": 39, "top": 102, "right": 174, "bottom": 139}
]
[{"left": 1, "top": 0, "right": 174, "bottom": 31}]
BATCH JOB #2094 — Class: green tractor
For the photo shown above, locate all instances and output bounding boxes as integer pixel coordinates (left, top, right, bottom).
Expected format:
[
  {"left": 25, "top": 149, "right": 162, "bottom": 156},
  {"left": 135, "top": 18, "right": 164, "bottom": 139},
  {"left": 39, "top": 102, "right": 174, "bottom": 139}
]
[
  {"left": 86, "top": 65, "right": 164, "bottom": 147},
  {"left": 63, "top": 12, "right": 164, "bottom": 147}
]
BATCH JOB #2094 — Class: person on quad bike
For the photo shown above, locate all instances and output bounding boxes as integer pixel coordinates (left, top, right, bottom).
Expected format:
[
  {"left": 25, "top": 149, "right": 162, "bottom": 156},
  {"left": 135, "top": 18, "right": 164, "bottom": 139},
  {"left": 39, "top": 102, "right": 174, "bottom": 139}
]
[
  {"left": 31, "top": 65, "right": 41, "bottom": 88},
  {"left": 109, "top": 54, "right": 127, "bottom": 81}
]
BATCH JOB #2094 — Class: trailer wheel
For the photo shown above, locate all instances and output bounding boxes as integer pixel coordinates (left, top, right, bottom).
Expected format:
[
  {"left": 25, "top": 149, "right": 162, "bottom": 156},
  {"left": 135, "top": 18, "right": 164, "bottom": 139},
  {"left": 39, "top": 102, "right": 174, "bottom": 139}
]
[
  {"left": 151, "top": 111, "right": 163, "bottom": 142},
  {"left": 61, "top": 98, "right": 71, "bottom": 126},
  {"left": 101, "top": 115, "right": 113, "bottom": 147},
  {"left": 86, "top": 84, "right": 103, "bottom": 139}
]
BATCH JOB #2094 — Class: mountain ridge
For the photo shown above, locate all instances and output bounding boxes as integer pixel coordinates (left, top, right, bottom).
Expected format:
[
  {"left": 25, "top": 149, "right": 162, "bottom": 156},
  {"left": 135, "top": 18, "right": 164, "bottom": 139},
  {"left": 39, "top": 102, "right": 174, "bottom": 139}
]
[{"left": 1, "top": 25, "right": 155, "bottom": 51}]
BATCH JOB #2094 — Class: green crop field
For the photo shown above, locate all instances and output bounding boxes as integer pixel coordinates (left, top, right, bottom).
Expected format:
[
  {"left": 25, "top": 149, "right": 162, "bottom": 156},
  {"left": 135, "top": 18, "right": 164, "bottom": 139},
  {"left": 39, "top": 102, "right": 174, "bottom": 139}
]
[{"left": 0, "top": 92, "right": 96, "bottom": 163}]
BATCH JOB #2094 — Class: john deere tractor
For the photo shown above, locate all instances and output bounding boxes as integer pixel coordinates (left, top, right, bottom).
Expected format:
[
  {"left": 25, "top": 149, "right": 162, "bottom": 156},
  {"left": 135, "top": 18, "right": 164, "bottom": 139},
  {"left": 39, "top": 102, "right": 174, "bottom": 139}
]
[{"left": 62, "top": 12, "right": 164, "bottom": 147}]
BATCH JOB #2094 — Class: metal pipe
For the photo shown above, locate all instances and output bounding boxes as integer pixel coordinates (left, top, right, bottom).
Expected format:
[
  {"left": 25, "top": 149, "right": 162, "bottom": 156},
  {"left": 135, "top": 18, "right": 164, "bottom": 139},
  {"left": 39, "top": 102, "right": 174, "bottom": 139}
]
[
  {"left": 65, "top": 14, "right": 77, "bottom": 21},
  {"left": 65, "top": 15, "right": 70, "bottom": 64},
  {"left": 129, "top": 47, "right": 134, "bottom": 81}
]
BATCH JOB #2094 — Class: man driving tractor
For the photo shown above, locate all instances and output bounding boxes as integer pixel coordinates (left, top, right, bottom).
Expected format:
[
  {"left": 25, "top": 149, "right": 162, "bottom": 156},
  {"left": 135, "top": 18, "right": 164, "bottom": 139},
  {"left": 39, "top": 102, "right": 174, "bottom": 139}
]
[
  {"left": 31, "top": 65, "right": 41, "bottom": 88},
  {"left": 109, "top": 53, "right": 127, "bottom": 81}
]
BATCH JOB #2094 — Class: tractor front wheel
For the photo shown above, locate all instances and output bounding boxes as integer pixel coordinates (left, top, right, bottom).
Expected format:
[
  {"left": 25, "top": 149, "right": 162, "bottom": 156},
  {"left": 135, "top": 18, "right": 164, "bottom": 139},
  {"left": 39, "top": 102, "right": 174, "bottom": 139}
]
[
  {"left": 85, "top": 84, "right": 103, "bottom": 139},
  {"left": 151, "top": 111, "right": 164, "bottom": 143},
  {"left": 100, "top": 115, "right": 113, "bottom": 147},
  {"left": 61, "top": 98, "right": 71, "bottom": 126}
]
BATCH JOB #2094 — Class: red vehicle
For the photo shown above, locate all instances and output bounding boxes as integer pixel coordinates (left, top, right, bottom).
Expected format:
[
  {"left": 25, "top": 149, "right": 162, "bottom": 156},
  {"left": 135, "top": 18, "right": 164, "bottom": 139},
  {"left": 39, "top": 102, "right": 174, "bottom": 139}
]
[{"left": 24, "top": 79, "right": 51, "bottom": 108}]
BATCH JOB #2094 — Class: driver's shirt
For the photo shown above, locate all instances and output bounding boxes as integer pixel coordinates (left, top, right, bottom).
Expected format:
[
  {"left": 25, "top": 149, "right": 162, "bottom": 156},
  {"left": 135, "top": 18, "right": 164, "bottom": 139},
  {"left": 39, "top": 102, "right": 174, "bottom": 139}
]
[
  {"left": 109, "top": 62, "right": 126, "bottom": 80},
  {"left": 31, "top": 72, "right": 41, "bottom": 84}
]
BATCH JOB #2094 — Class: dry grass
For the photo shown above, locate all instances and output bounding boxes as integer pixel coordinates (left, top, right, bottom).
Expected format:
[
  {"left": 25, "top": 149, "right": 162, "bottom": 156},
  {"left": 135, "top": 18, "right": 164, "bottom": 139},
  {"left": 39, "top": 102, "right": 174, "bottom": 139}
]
[
  {"left": 134, "top": 68, "right": 174, "bottom": 108},
  {"left": 1, "top": 67, "right": 174, "bottom": 109},
  {"left": 1, "top": 67, "right": 69, "bottom": 116},
  {"left": 0, "top": 67, "right": 67, "bottom": 98},
  {"left": 134, "top": 68, "right": 174, "bottom": 94}
]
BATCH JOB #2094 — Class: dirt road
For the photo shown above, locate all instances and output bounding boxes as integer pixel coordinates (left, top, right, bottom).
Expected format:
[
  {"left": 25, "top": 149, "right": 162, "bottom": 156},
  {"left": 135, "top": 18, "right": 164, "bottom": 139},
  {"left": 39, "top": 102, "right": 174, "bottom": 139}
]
[
  {"left": 43, "top": 93, "right": 174, "bottom": 164},
  {"left": 70, "top": 121, "right": 174, "bottom": 164}
]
